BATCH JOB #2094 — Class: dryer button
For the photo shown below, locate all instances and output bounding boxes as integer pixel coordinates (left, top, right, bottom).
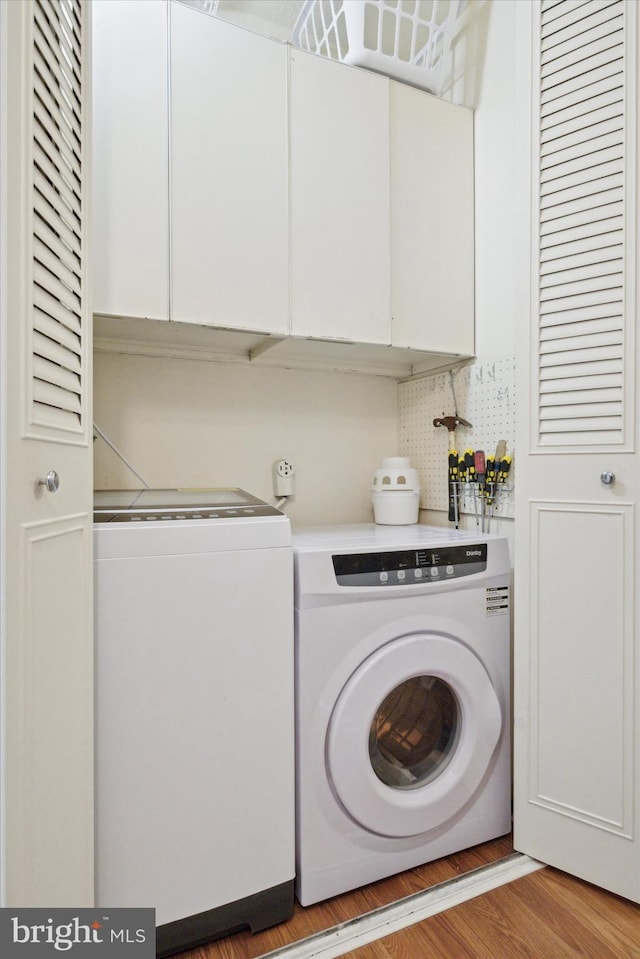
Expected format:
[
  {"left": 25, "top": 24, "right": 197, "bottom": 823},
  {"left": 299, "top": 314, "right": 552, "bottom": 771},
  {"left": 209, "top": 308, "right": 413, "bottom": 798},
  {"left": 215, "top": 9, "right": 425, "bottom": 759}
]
[
  {"left": 446, "top": 565, "right": 455, "bottom": 575},
  {"left": 380, "top": 571, "right": 389, "bottom": 583},
  {"left": 397, "top": 570, "right": 406, "bottom": 581},
  {"left": 430, "top": 567, "right": 439, "bottom": 577},
  {"left": 414, "top": 569, "right": 423, "bottom": 579}
]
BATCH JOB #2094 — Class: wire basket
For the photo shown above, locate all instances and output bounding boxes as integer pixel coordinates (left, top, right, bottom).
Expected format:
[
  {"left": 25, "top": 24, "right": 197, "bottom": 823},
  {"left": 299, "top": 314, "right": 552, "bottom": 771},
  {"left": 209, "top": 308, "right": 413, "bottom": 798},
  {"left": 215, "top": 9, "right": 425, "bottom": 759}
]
[{"left": 293, "top": 0, "right": 459, "bottom": 94}]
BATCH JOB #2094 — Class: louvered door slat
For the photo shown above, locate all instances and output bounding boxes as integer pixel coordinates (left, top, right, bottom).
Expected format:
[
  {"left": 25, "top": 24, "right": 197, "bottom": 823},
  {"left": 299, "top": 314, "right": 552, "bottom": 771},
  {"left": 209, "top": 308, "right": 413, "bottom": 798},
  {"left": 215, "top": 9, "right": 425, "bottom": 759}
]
[
  {"left": 33, "top": 111, "right": 82, "bottom": 202},
  {"left": 33, "top": 353, "right": 82, "bottom": 395},
  {"left": 540, "top": 241, "right": 622, "bottom": 271},
  {"left": 541, "top": 100, "right": 623, "bottom": 146},
  {"left": 33, "top": 191, "right": 81, "bottom": 261},
  {"left": 34, "top": 0, "right": 82, "bottom": 97},
  {"left": 540, "top": 314, "right": 622, "bottom": 338},
  {"left": 33, "top": 38, "right": 81, "bottom": 138},
  {"left": 540, "top": 211, "right": 621, "bottom": 244},
  {"left": 541, "top": 116, "right": 623, "bottom": 159},
  {"left": 34, "top": 309, "right": 81, "bottom": 357},
  {"left": 541, "top": 69, "right": 622, "bottom": 119},
  {"left": 542, "top": 0, "right": 618, "bottom": 31},
  {"left": 540, "top": 343, "right": 622, "bottom": 367},
  {"left": 33, "top": 90, "right": 81, "bottom": 190},
  {"left": 540, "top": 355, "right": 622, "bottom": 379},
  {"left": 540, "top": 385, "right": 621, "bottom": 404},
  {"left": 28, "top": 0, "right": 86, "bottom": 437},
  {"left": 34, "top": 168, "right": 80, "bottom": 235},
  {"left": 540, "top": 258, "right": 623, "bottom": 289},
  {"left": 541, "top": 0, "right": 579, "bottom": 22},
  {"left": 35, "top": 0, "right": 82, "bottom": 80},
  {"left": 541, "top": 4, "right": 623, "bottom": 58},
  {"left": 541, "top": 41, "right": 623, "bottom": 93},
  {"left": 34, "top": 285, "right": 81, "bottom": 338},
  {"left": 539, "top": 328, "right": 622, "bottom": 352},
  {"left": 539, "top": 370, "right": 622, "bottom": 392},
  {"left": 541, "top": 400, "right": 623, "bottom": 420},
  {"left": 541, "top": 128, "right": 622, "bottom": 170},
  {"left": 33, "top": 377, "right": 81, "bottom": 414},
  {"left": 33, "top": 68, "right": 81, "bottom": 157},
  {"left": 540, "top": 298, "right": 622, "bottom": 329},
  {"left": 33, "top": 329, "right": 81, "bottom": 372},
  {"left": 33, "top": 261, "right": 81, "bottom": 315},
  {"left": 33, "top": 46, "right": 81, "bottom": 146},
  {"left": 34, "top": 211, "right": 81, "bottom": 278},
  {"left": 34, "top": 140, "right": 80, "bottom": 221},
  {"left": 541, "top": 143, "right": 622, "bottom": 183},
  {"left": 541, "top": 288, "right": 623, "bottom": 318},
  {"left": 541, "top": 88, "right": 622, "bottom": 136},
  {"left": 541, "top": 188, "right": 623, "bottom": 222},
  {"left": 535, "top": 0, "right": 626, "bottom": 447},
  {"left": 34, "top": 235, "right": 81, "bottom": 299},
  {"left": 541, "top": 165, "right": 623, "bottom": 203}
]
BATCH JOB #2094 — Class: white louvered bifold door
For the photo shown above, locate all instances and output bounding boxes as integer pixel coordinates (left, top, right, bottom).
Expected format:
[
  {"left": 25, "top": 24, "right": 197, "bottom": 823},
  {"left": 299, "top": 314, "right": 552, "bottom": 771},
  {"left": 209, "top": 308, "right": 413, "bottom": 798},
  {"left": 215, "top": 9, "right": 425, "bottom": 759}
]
[
  {"left": 1, "top": 0, "right": 94, "bottom": 905},
  {"left": 31, "top": 0, "right": 87, "bottom": 438},
  {"left": 538, "top": 0, "right": 629, "bottom": 447},
  {"left": 513, "top": 0, "right": 640, "bottom": 905}
]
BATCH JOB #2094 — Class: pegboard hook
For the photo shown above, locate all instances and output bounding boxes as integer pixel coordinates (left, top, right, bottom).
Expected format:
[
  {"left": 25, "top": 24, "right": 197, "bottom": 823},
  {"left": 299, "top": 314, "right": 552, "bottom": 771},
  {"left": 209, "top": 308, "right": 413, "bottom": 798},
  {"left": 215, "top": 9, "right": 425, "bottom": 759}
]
[{"left": 433, "top": 415, "right": 473, "bottom": 434}]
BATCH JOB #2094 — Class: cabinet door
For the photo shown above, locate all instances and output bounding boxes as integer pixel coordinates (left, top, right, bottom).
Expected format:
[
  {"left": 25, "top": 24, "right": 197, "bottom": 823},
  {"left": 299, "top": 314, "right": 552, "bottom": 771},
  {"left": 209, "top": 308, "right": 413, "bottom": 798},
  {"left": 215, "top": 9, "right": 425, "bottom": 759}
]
[
  {"left": 290, "top": 50, "right": 390, "bottom": 344},
  {"left": 2, "top": 0, "right": 94, "bottom": 904},
  {"left": 92, "top": 0, "right": 169, "bottom": 320},
  {"left": 513, "top": 0, "right": 640, "bottom": 905},
  {"left": 170, "top": 3, "right": 289, "bottom": 334},
  {"left": 390, "top": 83, "right": 474, "bottom": 354}
]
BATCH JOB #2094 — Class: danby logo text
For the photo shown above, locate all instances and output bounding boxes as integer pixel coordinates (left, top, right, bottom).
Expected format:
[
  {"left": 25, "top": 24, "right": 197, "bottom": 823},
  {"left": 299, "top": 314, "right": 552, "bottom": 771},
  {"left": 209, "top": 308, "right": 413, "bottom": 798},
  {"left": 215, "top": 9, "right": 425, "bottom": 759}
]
[{"left": 11, "top": 917, "right": 147, "bottom": 951}]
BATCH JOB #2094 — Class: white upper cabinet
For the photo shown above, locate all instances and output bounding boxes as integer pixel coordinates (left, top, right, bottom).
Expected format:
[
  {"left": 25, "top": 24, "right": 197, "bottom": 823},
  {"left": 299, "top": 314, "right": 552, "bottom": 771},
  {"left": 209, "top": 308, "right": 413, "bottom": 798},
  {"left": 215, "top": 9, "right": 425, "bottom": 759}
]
[
  {"left": 91, "top": 3, "right": 475, "bottom": 367},
  {"left": 289, "top": 50, "right": 391, "bottom": 344},
  {"left": 390, "top": 82, "right": 475, "bottom": 354},
  {"left": 170, "top": 2, "right": 289, "bottom": 335},
  {"left": 92, "top": 0, "right": 169, "bottom": 321}
]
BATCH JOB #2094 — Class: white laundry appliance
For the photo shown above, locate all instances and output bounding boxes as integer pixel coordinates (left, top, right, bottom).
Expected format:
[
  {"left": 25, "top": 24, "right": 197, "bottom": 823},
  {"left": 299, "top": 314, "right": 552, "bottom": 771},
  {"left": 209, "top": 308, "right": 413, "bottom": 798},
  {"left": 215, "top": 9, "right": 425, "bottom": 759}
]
[
  {"left": 293, "top": 524, "right": 511, "bottom": 906},
  {"left": 94, "top": 489, "right": 294, "bottom": 956}
]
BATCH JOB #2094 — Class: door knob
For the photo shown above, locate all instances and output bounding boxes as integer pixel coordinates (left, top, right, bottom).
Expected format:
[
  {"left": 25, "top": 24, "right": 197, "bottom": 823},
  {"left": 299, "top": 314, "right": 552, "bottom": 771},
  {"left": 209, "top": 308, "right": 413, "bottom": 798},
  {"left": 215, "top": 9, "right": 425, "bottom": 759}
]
[
  {"left": 600, "top": 471, "right": 615, "bottom": 486},
  {"left": 37, "top": 470, "right": 60, "bottom": 492}
]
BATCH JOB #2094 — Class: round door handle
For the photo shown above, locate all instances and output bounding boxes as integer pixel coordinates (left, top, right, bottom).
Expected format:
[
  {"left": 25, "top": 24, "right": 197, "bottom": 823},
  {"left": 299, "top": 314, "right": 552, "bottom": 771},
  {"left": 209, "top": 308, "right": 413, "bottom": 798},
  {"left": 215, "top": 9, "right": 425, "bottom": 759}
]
[
  {"left": 600, "top": 471, "right": 616, "bottom": 486},
  {"left": 38, "top": 470, "right": 60, "bottom": 493}
]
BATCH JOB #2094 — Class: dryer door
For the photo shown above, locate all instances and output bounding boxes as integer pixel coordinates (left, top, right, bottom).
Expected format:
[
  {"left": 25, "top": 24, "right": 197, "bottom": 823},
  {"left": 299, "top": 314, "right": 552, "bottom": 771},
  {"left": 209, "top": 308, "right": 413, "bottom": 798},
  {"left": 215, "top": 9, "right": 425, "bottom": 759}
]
[{"left": 326, "top": 633, "right": 502, "bottom": 838}]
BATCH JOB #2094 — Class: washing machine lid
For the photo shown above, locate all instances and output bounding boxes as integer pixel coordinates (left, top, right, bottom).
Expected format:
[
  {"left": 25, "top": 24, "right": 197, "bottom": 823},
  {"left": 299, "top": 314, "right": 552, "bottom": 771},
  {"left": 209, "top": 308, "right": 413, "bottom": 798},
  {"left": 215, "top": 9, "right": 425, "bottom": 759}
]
[
  {"left": 94, "top": 488, "right": 281, "bottom": 523},
  {"left": 326, "top": 632, "right": 503, "bottom": 838}
]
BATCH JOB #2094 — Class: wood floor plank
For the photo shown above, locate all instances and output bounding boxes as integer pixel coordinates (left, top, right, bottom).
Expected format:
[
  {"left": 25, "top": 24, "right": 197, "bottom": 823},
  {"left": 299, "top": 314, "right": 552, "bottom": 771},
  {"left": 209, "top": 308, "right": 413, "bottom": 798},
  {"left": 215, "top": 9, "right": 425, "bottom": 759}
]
[
  {"left": 341, "top": 867, "right": 640, "bottom": 959},
  {"left": 182, "top": 836, "right": 513, "bottom": 959}
]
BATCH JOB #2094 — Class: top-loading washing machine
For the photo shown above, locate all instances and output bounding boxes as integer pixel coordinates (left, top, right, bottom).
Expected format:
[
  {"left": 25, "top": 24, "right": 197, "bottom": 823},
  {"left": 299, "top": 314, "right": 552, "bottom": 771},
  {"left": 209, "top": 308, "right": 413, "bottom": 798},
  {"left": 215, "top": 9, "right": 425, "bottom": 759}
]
[
  {"left": 293, "top": 524, "right": 511, "bottom": 906},
  {"left": 94, "top": 489, "right": 295, "bottom": 956}
]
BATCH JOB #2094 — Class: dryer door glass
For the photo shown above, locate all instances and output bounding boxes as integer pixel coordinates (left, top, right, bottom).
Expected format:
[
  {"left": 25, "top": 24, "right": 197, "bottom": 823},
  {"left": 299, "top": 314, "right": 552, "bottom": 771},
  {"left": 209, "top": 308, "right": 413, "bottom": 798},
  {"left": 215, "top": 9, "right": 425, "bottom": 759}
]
[
  {"left": 326, "top": 633, "right": 503, "bottom": 837},
  {"left": 369, "top": 677, "right": 459, "bottom": 789}
]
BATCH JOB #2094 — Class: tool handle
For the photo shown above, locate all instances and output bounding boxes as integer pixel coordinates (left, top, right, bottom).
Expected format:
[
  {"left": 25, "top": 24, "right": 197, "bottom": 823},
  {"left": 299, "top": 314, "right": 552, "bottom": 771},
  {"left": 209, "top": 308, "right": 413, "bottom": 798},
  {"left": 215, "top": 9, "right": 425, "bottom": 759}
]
[
  {"left": 498, "top": 456, "right": 512, "bottom": 482},
  {"left": 448, "top": 451, "right": 459, "bottom": 523},
  {"left": 464, "top": 449, "right": 475, "bottom": 479},
  {"left": 474, "top": 450, "right": 486, "bottom": 479}
]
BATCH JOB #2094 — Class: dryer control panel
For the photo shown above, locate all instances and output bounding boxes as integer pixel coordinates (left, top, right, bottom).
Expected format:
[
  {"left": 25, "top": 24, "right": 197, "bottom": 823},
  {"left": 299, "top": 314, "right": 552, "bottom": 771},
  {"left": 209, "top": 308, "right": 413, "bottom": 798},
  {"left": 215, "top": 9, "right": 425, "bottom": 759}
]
[{"left": 332, "top": 544, "right": 488, "bottom": 587}]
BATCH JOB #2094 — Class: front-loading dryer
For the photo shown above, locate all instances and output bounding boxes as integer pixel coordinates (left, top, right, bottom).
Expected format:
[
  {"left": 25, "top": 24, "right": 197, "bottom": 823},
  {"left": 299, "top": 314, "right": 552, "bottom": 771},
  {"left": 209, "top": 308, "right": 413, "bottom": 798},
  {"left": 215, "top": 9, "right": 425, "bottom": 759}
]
[{"left": 293, "top": 524, "right": 511, "bottom": 906}]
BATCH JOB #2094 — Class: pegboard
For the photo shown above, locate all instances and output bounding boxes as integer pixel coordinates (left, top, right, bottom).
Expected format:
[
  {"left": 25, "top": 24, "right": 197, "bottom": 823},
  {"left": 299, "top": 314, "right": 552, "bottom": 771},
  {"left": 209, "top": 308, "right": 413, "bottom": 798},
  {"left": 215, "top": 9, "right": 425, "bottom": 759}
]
[{"left": 399, "top": 356, "right": 516, "bottom": 518}]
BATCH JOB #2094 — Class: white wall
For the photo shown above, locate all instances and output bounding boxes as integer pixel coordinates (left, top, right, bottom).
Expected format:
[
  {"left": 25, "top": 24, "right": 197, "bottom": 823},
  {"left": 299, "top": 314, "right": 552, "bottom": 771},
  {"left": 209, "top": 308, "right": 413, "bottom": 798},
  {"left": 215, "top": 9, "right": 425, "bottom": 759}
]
[
  {"left": 473, "top": 0, "right": 519, "bottom": 361},
  {"left": 399, "top": 0, "right": 518, "bottom": 557},
  {"left": 93, "top": 352, "right": 398, "bottom": 526},
  {"left": 94, "top": 0, "right": 517, "bottom": 536}
]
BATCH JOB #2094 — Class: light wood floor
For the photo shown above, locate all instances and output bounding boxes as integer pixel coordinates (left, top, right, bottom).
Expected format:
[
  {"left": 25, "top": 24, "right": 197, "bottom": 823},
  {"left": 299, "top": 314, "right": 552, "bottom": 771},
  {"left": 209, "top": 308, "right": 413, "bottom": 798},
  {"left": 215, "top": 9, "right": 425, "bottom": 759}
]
[
  {"left": 337, "top": 867, "right": 640, "bottom": 959},
  {"left": 184, "top": 834, "right": 513, "bottom": 959},
  {"left": 182, "top": 835, "right": 640, "bottom": 959}
]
